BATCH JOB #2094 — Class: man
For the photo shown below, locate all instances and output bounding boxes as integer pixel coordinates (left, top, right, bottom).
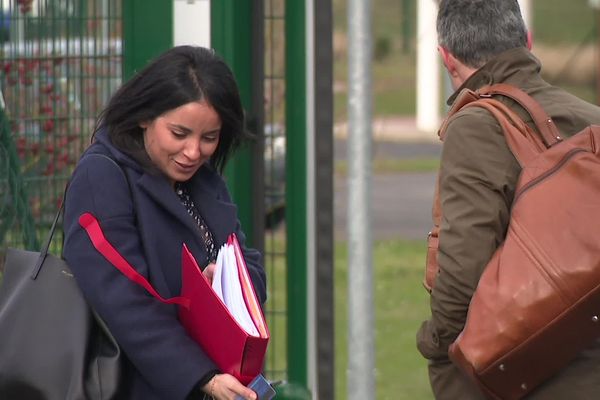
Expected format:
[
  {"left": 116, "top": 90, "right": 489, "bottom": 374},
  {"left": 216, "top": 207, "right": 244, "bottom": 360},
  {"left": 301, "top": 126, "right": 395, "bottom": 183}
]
[{"left": 416, "top": 1, "right": 600, "bottom": 398}]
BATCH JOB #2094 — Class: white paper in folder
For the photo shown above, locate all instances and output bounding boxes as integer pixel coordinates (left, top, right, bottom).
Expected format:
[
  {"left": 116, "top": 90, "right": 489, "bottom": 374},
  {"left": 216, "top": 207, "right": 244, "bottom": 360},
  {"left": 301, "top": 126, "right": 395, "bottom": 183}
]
[{"left": 211, "top": 243, "right": 259, "bottom": 337}]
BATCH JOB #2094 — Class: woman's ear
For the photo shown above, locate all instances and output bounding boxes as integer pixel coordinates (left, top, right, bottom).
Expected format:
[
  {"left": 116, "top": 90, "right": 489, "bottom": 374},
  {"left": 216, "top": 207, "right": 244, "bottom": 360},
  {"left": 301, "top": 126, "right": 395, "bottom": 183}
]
[{"left": 139, "top": 121, "right": 149, "bottom": 130}]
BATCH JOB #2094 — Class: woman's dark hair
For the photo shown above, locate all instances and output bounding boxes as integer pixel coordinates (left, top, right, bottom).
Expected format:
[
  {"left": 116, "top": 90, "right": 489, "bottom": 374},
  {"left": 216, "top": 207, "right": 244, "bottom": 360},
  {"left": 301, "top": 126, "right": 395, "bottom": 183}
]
[{"left": 95, "top": 45, "right": 248, "bottom": 174}]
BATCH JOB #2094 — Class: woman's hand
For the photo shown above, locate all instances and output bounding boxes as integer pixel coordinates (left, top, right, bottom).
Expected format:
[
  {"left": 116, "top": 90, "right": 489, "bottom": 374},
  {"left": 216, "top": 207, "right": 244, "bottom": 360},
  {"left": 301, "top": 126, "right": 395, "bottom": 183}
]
[
  {"left": 202, "top": 373, "right": 257, "bottom": 400},
  {"left": 203, "top": 262, "right": 216, "bottom": 283}
]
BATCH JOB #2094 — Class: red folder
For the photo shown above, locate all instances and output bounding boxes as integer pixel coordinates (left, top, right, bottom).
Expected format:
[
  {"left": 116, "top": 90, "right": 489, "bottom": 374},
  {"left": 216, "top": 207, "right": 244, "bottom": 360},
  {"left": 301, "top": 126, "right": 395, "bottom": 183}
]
[
  {"left": 179, "top": 238, "right": 269, "bottom": 385},
  {"left": 78, "top": 213, "right": 269, "bottom": 385}
]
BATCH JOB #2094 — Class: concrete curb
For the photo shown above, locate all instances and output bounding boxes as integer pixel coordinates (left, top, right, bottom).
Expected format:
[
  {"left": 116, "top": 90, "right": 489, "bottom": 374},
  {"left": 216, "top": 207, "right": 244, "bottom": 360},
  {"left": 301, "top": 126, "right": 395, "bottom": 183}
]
[{"left": 334, "top": 116, "right": 441, "bottom": 143}]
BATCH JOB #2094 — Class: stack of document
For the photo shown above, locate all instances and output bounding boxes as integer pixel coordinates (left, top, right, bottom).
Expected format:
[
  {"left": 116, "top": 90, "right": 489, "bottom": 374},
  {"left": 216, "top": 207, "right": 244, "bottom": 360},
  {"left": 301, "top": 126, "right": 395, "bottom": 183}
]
[
  {"left": 178, "top": 234, "right": 269, "bottom": 385},
  {"left": 211, "top": 239, "right": 266, "bottom": 337}
]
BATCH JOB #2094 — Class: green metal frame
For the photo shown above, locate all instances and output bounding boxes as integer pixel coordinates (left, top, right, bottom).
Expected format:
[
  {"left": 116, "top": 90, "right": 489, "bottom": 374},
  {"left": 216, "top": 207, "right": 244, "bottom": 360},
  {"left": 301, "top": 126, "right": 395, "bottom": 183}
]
[
  {"left": 122, "top": 0, "right": 173, "bottom": 80},
  {"left": 211, "top": 0, "right": 257, "bottom": 247},
  {"left": 285, "top": 0, "right": 308, "bottom": 388}
]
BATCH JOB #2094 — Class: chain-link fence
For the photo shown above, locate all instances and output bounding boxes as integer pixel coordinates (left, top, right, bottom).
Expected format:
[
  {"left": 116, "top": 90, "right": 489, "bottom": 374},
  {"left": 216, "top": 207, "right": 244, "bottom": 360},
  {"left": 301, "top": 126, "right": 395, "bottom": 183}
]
[
  {"left": 0, "top": 0, "right": 122, "bottom": 264},
  {"left": 263, "top": 0, "right": 288, "bottom": 383}
]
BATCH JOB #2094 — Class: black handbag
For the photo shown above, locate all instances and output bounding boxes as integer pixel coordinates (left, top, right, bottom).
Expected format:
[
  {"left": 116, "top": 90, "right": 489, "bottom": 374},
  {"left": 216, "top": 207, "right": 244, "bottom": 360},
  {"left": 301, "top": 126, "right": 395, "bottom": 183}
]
[{"left": 0, "top": 205, "right": 128, "bottom": 400}]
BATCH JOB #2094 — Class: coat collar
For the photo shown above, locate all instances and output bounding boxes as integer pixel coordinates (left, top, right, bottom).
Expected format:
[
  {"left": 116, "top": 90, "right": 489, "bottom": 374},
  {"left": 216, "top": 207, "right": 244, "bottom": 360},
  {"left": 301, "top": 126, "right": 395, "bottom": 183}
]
[
  {"left": 187, "top": 168, "right": 238, "bottom": 246},
  {"left": 134, "top": 165, "right": 238, "bottom": 247},
  {"left": 447, "top": 47, "right": 544, "bottom": 105}
]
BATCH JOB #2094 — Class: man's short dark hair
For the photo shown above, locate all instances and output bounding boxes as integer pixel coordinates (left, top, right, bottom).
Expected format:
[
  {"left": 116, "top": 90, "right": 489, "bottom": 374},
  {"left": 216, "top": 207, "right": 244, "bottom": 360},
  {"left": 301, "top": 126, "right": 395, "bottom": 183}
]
[{"left": 437, "top": 0, "right": 528, "bottom": 68}]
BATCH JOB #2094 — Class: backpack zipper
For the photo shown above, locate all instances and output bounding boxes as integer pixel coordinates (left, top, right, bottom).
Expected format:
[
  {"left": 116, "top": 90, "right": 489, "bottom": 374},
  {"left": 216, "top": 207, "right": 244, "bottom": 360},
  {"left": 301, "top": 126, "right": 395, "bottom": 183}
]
[{"left": 513, "top": 148, "right": 587, "bottom": 203}]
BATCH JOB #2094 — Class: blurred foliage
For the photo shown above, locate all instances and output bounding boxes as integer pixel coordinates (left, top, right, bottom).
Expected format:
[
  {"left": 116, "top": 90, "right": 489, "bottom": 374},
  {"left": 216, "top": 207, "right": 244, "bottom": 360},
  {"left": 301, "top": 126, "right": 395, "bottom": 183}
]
[
  {"left": 374, "top": 36, "right": 392, "bottom": 63},
  {"left": 333, "top": 0, "right": 600, "bottom": 119},
  {"left": 532, "top": 0, "right": 597, "bottom": 44}
]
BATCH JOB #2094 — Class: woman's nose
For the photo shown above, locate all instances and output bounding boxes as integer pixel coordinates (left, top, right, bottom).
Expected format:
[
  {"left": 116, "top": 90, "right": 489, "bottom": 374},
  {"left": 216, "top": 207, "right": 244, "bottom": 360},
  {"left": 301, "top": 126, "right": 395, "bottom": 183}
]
[{"left": 182, "top": 139, "right": 202, "bottom": 160}]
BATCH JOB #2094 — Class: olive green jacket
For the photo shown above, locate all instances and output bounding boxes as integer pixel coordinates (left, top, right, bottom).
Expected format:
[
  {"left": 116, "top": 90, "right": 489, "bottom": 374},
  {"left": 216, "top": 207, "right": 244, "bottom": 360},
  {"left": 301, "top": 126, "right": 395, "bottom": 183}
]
[{"left": 416, "top": 47, "right": 600, "bottom": 399}]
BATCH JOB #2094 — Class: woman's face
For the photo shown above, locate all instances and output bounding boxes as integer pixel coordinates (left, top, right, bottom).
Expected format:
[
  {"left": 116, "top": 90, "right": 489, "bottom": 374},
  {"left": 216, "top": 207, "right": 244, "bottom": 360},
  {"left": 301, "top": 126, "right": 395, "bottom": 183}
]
[{"left": 141, "top": 101, "right": 221, "bottom": 185}]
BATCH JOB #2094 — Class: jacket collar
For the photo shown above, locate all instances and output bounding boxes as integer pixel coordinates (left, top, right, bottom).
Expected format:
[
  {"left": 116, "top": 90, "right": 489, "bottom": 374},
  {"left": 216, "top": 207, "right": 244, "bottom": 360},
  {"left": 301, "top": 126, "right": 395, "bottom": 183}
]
[
  {"left": 91, "top": 128, "right": 145, "bottom": 172},
  {"left": 134, "top": 164, "right": 237, "bottom": 247},
  {"left": 188, "top": 168, "right": 238, "bottom": 245},
  {"left": 447, "top": 47, "right": 544, "bottom": 105}
]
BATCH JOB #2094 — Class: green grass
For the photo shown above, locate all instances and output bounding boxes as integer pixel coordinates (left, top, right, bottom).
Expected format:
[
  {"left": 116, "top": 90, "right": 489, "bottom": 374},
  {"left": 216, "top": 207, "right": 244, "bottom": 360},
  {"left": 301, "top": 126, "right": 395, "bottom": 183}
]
[
  {"left": 336, "top": 157, "right": 440, "bottom": 175},
  {"left": 335, "top": 239, "right": 433, "bottom": 400},
  {"left": 263, "top": 237, "right": 434, "bottom": 399},
  {"left": 263, "top": 235, "right": 289, "bottom": 382}
]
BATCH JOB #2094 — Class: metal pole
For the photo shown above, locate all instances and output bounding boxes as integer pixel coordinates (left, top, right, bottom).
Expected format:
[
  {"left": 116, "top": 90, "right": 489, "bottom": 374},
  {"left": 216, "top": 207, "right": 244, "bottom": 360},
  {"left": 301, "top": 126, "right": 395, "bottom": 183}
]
[
  {"left": 347, "top": 0, "right": 375, "bottom": 399},
  {"left": 313, "top": 0, "right": 335, "bottom": 398},
  {"left": 416, "top": 0, "right": 440, "bottom": 132}
]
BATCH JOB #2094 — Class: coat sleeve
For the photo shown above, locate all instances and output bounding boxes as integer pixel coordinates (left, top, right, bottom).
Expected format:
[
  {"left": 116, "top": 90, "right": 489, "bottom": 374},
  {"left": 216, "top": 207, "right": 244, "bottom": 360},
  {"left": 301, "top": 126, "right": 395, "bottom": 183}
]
[
  {"left": 416, "top": 109, "right": 520, "bottom": 387},
  {"left": 215, "top": 177, "right": 267, "bottom": 305},
  {"left": 63, "top": 155, "right": 217, "bottom": 400}
]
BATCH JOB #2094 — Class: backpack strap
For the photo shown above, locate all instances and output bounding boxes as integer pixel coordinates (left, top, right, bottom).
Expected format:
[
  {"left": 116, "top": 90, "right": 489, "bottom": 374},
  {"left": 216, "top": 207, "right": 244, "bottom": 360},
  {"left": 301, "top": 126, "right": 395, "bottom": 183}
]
[
  {"left": 424, "top": 86, "right": 549, "bottom": 292},
  {"left": 478, "top": 83, "right": 563, "bottom": 148},
  {"left": 463, "top": 98, "right": 544, "bottom": 166}
]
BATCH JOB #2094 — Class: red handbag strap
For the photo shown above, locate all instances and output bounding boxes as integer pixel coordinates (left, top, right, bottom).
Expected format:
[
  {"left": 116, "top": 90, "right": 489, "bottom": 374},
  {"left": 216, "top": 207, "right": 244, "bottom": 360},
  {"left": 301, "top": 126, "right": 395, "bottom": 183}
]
[{"left": 78, "top": 212, "right": 190, "bottom": 309}]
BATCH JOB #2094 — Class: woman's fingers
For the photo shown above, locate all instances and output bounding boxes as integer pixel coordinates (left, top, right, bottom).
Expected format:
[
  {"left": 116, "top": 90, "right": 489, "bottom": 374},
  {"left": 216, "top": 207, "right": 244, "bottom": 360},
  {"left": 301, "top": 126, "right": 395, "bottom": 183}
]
[
  {"left": 207, "top": 373, "right": 257, "bottom": 400},
  {"left": 203, "top": 263, "right": 216, "bottom": 283}
]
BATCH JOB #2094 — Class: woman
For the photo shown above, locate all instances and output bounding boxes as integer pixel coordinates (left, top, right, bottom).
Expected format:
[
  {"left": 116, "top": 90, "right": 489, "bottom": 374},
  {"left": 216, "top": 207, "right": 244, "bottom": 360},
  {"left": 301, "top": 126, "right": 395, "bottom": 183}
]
[{"left": 63, "top": 46, "right": 265, "bottom": 400}]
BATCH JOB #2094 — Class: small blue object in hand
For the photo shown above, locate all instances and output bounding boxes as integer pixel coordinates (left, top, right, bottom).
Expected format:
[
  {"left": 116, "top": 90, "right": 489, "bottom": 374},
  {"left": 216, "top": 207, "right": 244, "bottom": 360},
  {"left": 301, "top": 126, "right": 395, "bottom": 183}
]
[{"left": 236, "top": 374, "right": 276, "bottom": 400}]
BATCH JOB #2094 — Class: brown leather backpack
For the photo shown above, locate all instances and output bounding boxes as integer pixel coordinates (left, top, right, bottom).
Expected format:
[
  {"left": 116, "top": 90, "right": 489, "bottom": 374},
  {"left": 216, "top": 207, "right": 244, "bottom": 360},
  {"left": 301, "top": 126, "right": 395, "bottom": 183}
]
[{"left": 425, "top": 83, "right": 600, "bottom": 399}]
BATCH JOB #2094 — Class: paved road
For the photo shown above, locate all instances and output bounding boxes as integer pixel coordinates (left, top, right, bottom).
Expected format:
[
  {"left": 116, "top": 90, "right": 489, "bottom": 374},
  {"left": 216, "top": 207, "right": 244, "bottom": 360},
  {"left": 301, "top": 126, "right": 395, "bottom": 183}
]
[{"left": 334, "top": 139, "right": 441, "bottom": 241}]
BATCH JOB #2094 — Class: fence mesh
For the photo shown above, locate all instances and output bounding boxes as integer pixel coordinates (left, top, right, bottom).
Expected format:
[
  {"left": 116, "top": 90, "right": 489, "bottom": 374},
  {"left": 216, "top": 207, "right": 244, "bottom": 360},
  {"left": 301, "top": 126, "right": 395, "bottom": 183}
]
[
  {"left": 0, "top": 0, "right": 122, "bottom": 260},
  {"left": 263, "top": 0, "right": 287, "bottom": 383}
]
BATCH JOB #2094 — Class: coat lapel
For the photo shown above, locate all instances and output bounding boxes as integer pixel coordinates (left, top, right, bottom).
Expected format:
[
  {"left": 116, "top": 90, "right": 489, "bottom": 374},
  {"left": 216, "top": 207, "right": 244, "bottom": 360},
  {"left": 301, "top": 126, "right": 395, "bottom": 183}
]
[
  {"left": 133, "top": 167, "right": 238, "bottom": 247},
  {"left": 134, "top": 173, "right": 201, "bottom": 236},
  {"left": 188, "top": 169, "right": 238, "bottom": 246}
]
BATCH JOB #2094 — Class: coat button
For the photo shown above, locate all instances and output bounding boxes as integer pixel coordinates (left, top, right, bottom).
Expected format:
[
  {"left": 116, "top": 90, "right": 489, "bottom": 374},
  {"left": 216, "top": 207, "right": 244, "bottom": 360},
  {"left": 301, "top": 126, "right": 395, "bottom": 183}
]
[{"left": 431, "top": 330, "right": 439, "bottom": 347}]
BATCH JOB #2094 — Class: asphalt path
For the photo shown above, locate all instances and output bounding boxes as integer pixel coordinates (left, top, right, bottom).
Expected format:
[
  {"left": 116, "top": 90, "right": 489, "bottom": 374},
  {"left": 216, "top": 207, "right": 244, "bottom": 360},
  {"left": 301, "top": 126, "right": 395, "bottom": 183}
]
[{"left": 334, "top": 139, "right": 442, "bottom": 241}]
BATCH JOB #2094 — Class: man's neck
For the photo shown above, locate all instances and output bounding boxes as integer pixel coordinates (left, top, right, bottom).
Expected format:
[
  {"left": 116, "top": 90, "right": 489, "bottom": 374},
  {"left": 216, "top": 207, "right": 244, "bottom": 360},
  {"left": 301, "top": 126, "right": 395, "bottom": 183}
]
[{"left": 452, "top": 62, "right": 477, "bottom": 91}]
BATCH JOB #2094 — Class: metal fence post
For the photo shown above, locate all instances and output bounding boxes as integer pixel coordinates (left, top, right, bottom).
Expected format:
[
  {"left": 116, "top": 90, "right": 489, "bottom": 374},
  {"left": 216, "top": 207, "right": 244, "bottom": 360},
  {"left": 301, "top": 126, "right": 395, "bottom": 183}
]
[
  {"left": 285, "top": 0, "right": 309, "bottom": 389},
  {"left": 347, "top": 0, "right": 376, "bottom": 399}
]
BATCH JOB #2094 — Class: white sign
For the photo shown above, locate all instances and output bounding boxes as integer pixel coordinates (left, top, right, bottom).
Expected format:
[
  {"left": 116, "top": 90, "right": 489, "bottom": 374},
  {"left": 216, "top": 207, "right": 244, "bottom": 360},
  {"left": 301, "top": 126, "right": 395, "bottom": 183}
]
[{"left": 173, "top": 0, "right": 211, "bottom": 48}]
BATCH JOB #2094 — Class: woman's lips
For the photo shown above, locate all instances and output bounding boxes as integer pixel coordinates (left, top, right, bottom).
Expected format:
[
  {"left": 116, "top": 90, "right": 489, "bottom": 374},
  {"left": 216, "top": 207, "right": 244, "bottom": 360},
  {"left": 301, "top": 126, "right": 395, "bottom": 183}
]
[{"left": 174, "top": 160, "right": 199, "bottom": 171}]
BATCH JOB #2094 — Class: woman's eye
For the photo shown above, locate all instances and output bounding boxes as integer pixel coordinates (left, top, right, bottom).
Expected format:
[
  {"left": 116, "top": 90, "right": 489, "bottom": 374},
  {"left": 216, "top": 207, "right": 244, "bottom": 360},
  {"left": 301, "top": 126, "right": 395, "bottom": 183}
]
[
  {"left": 203, "top": 135, "right": 219, "bottom": 143},
  {"left": 172, "top": 130, "right": 187, "bottom": 138}
]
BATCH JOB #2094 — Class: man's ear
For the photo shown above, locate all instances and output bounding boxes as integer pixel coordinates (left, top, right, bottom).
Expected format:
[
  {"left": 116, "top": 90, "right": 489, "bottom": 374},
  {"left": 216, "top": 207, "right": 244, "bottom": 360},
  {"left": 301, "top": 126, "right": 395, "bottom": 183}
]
[
  {"left": 438, "top": 46, "right": 458, "bottom": 77},
  {"left": 526, "top": 30, "right": 533, "bottom": 50}
]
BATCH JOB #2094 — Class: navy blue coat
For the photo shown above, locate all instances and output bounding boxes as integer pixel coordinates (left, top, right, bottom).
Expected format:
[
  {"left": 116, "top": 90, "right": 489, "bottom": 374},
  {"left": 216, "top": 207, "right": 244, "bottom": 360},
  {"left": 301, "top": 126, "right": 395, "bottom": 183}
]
[{"left": 63, "top": 131, "right": 267, "bottom": 400}]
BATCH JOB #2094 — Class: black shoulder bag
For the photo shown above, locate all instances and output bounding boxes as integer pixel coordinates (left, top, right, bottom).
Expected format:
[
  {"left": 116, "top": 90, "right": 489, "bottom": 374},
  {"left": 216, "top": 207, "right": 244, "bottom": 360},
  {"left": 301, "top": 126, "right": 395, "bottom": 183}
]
[{"left": 0, "top": 161, "right": 129, "bottom": 399}]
